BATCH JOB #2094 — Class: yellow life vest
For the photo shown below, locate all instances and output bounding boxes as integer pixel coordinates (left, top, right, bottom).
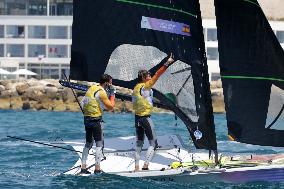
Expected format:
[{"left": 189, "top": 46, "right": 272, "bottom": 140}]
[
  {"left": 83, "top": 85, "right": 105, "bottom": 118},
  {"left": 132, "top": 83, "right": 153, "bottom": 116}
]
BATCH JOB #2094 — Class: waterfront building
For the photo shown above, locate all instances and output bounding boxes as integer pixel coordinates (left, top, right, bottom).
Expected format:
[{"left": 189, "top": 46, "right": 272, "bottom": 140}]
[{"left": 0, "top": 0, "right": 283, "bottom": 80}]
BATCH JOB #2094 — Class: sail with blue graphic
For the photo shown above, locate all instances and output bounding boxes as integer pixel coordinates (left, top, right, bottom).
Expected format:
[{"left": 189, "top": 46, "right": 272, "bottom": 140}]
[{"left": 69, "top": 0, "right": 217, "bottom": 150}]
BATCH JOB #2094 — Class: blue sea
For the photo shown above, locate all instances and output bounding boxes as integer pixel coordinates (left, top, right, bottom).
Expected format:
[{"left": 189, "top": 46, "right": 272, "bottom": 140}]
[{"left": 1, "top": 110, "right": 284, "bottom": 189}]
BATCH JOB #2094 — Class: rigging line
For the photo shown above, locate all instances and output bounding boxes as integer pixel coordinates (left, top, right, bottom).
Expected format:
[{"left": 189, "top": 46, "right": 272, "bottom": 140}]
[
  {"left": 6, "top": 135, "right": 95, "bottom": 156},
  {"left": 62, "top": 73, "right": 84, "bottom": 113},
  {"left": 242, "top": 0, "right": 261, "bottom": 8},
  {"left": 267, "top": 104, "right": 284, "bottom": 129},
  {"left": 176, "top": 74, "right": 192, "bottom": 96},
  {"left": 171, "top": 67, "right": 191, "bottom": 75},
  {"left": 222, "top": 75, "right": 284, "bottom": 83},
  {"left": 115, "top": 0, "right": 197, "bottom": 18},
  {"left": 62, "top": 165, "right": 81, "bottom": 174}
]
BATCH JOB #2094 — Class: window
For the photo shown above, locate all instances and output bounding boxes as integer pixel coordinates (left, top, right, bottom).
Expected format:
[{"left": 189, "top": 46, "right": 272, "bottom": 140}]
[
  {"left": 276, "top": 31, "right": 284, "bottom": 44},
  {"left": 203, "top": 28, "right": 206, "bottom": 41},
  {"left": 28, "top": 63, "right": 41, "bottom": 79},
  {"left": 19, "top": 63, "right": 25, "bottom": 69},
  {"left": 48, "top": 26, "right": 67, "bottom": 39},
  {"left": 0, "top": 25, "right": 4, "bottom": 38},
  {"left": 6, "top": 25, "right": 25, "bottom": 38},
  {"left": 28, "top": 0, "right": 47, "bottom": 15},
  {"left": 0, "top": 1, "right": 4, "bottom": 15},
  {"left": 5, "top": 0, "right": 27, "bottom": 15},
  {"left": 28, "top": 26, "right": 46, "bottom": 39},
  {"left": 28, "top": 45, "right": 46, "bottom": 57},
  {"left": 7, "top": 44, "right": 25, "bottom": 57},
  {"left": 48, "top": 45, "right": 67, "bottom": 58},
  {"left": 41, "top": 68, "right": 50, "bottom": 79},
  {"left": 0, "top": 44, "right": 4, "bottom": 57},
  {"left": 49, "top": 0, "right": 73, "bottom": 16},
  {"left": 207, "top": 47, "right": 219, "bottom": 60},
  {"left": 207, "top": 28, "right": 217, "bottom": 41},
  {"left": 50, "top": 68, "right": 59, "bottom": 79},
  {"left": 69, "top": 26, "right": 72, "bottom": 39}
]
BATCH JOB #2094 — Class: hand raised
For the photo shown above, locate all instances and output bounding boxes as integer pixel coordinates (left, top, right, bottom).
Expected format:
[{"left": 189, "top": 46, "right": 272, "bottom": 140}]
[{"left": 164, "top": 53, "right": 175, "bottom": 67}]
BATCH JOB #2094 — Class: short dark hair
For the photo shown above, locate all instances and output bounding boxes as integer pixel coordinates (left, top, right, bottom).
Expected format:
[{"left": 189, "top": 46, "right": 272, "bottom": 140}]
[
  {"left": 100, "top": 74, "right": 112, "bottom": 84},
  {"left": 138, "top": 70, "right": 150, "bottom": 82}
]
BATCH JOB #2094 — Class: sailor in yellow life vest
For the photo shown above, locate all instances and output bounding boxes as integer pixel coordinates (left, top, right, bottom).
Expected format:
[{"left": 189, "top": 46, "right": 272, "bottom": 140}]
[
  {"left": 133, "top": 53, "right": 175, "bottom": 171},
  {"left": 80, "top": 74, "right": 115, "bottom": 174}
]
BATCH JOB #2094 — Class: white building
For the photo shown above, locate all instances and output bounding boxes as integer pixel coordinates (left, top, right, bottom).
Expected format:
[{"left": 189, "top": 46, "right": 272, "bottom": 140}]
[
  {"left": 0, "top": 1, "right": 283, "bottom": 80},
  {"left": 0, "top": 0, "right": 72, "bottom": 79}
]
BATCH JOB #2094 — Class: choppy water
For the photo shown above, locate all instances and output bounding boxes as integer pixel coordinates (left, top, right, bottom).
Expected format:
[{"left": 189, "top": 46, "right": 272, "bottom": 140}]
[{"left": 1, "top": 110, "right": 284, "bottom": 188}]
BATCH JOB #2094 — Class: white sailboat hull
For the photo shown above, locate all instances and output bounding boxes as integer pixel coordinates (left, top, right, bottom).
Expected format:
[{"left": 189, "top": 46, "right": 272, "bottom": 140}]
[{"left": 64, "top": 135, "right": 284, "bottom": 183}]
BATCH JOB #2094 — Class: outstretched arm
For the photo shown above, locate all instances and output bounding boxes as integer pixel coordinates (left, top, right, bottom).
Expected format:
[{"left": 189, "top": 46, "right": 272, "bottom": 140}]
[
  {"left": 100, "top": 91, "right": 114, "bottom": 111},
  {"left": 145, "top": 53, "right": 175, "bottom": 89}
]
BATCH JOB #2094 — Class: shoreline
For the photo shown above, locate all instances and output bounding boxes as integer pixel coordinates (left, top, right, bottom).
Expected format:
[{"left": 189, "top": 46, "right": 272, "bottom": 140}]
[{"left": 0, "top": 79, "right": 225, "bottom": 113}]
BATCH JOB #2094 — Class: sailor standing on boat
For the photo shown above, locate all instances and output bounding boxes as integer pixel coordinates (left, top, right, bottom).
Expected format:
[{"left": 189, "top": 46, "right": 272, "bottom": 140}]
[
  {"left": 133, "top": 53, "right": 175, "bottom": 171},
  {"left": 80, "top": 74, "right": 115, "bottom": 174}
]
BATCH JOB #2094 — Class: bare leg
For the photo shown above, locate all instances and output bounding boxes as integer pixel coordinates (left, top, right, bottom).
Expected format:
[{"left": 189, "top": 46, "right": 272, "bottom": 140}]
[
  {"left": 135, "top": 140, "right": 143, "bottom": 171},
  {"left": 81, "top": 146, "right": 91, "bottom": 174},
  {"left": 143, "top": 145, "right": 155, "bottom": 170},
  {"left": 95, "top": 146, "right": 103, "bottom": 172},
  {"left": 214, "top": 150, "right": 219, "bottom": 165}
]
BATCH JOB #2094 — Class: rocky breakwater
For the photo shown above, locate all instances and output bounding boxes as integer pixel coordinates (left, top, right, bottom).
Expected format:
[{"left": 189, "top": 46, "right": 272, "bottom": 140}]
[
  {"left": 0, "top": 79, "right": 225, "bottom": 113},
  {"left": 0, "top": 79, "right": 78, "bottom": 111},
  {"left": 0, "top": 79, "right": 135, "bottom": 112},
  {"left": 210, "top": 79, "right": 225, "bottom": 113}
]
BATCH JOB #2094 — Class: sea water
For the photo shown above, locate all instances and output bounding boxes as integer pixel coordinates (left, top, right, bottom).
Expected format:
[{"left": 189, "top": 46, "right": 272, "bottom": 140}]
[{"left": 1, "top": 110, "right": 284, "bottom": 189}]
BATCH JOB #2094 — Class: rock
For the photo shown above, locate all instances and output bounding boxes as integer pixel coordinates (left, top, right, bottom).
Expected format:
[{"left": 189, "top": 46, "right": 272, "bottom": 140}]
[
  {"left": 212, "top": 94, "right": 225, "bottom": 113},
  {"left": 50, "top": 99, "right": 66, "bottom": 111},
  {"left": 61, "top": 88, "right": 76, "bottom": 102},
  {"left": 45, "top": 86, "right": 59, "bottom": 100},
  {"left": 216, "top": 79, "right": 222, "bottom": 88},
  {"left": 4, "top": 82, "right": 13, "bottom": 90},
  {"left": 16, "top": 83, "right": 30, "bottom": 95},
  {"left": 38, "top": 79, "right": 61, "bottom": 88},
  {"left": 34, "top": 103, "right": 46, "bottom": 111},
  {"left": 28, "top": 100, "right": 41, "bottom": 110},
  {"left": 0, "top": 89, "right": 18, "bottom": 98},
  {"left": 0, "top": 85, "right": 5, "bottom": 92},
  {"left": 40, "top": 101, "right": 53, "bottom": 111},
  {"left": 65, "top": 102, "right": 81, "bottom": 112},
  {"left": 211, "top": 88, "right": 223, "bottom": 97},
  {"left": 23, "top": 86, "right": 45, "bottom": 101},
  {"left": 26, "top": 78, "right": 39, "bottom": 87},
  {"left": 210, "top": 81, "right": 218, "bottom": 89},
  {"left": 0, "top": 80, "right": 12, "bottom": 88},
  {"left": 0, "top": 98, "right": 11, "bottom": 109},
  {"left": 10, "top": 97, "right": 23, "bottom": 110}
]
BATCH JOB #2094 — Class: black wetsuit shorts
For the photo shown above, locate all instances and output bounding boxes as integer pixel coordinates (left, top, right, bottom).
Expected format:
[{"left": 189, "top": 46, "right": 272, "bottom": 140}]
[{"left": 84, "top": 116, "right": 103, "bottom": 147}]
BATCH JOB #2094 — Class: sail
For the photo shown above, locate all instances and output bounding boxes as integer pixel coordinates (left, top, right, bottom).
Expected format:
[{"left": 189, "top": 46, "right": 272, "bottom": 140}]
[
  {"left": 215, "top": 0, "right": 284, "bottom": 146},
  {"left": 70, "top": 0, "right": 217, "bottom": 150}
]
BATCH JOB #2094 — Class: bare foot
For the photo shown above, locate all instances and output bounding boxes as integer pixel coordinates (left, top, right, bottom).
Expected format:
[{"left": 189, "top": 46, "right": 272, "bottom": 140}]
[
  {"left": 142, "top": 164, "right": 149, "bottom": 170},
  {"left": 95, "top": 164, "right": 101, "bottom": 171}
]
